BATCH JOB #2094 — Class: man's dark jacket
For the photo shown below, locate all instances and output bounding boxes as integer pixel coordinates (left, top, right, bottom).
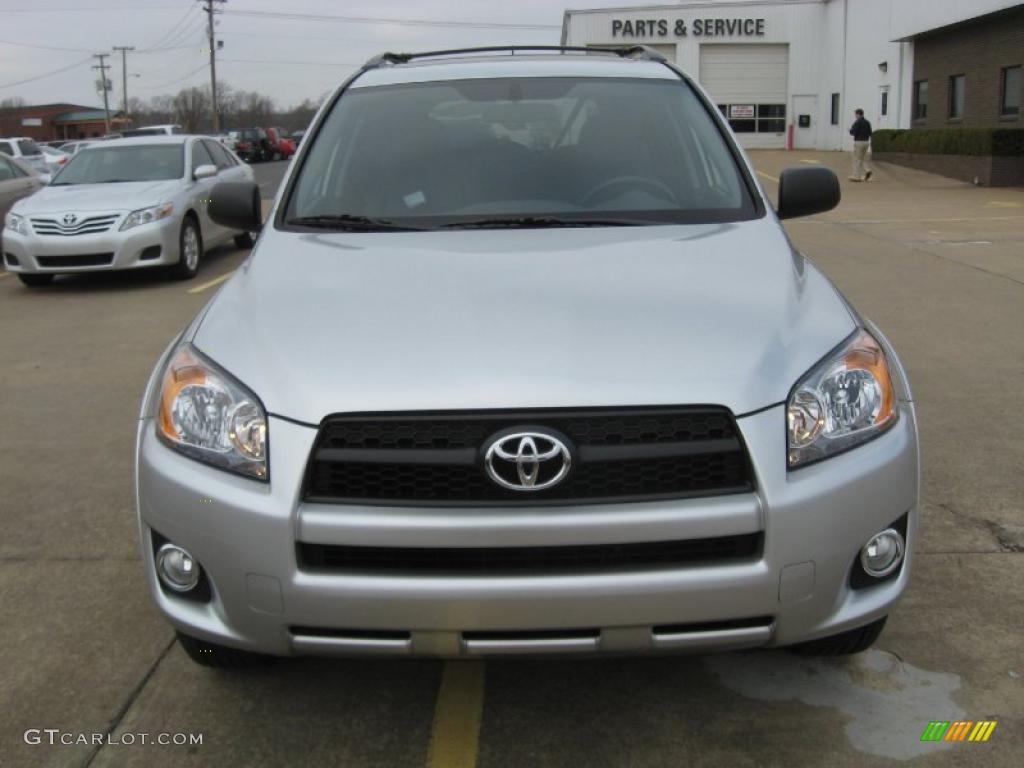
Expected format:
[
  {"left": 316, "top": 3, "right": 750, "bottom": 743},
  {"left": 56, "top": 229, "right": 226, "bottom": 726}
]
[{"left": 850, "top": 117, "right": 873, "bottom": 141}]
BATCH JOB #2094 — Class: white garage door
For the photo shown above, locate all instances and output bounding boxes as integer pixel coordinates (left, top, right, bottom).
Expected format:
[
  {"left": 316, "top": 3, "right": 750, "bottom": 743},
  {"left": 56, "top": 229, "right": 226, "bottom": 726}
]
[{"left": 699, "top": 44, "right": 789, "bottom": 149}]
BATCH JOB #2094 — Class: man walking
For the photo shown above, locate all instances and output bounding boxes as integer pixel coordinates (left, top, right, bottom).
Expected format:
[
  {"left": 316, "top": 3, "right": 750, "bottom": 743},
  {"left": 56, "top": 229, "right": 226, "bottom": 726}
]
[{"left": 849, "top": 108, "right": 873, "bottom": 182}]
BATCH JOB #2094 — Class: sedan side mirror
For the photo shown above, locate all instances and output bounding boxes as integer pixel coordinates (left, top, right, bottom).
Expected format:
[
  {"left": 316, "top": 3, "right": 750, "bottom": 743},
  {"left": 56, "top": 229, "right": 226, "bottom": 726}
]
[
  {"left": 193, "top": 164, "right": 218, "bottom": 180},
  {"left": 208, "top": 181, "right": 263, "bottom": 232},
  {"left": 776, "top": 166, "right": 840, "bottom": 220}
]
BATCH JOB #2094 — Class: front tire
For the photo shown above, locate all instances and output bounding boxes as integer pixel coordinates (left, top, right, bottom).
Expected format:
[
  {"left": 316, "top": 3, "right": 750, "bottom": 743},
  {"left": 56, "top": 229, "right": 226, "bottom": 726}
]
[
  {"left": 788, "top": 616, "right": 888, "bottom": 656},
  {"left": 170, "top": 216, "right": 202, "bottom": 280},
  {"left": 18, "top": 273, "right": 55, "bottom": 287},
  {"left": 177, "top": 632, "right": 274, "bottom": 669}
]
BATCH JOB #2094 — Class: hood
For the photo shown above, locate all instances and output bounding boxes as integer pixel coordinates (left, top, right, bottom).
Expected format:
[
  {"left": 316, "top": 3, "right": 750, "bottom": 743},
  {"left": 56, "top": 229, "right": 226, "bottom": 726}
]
[
  {"left": 15, "top": 180, "right": 182, "bottom": 214},
  {"left": 193, "top": 219, "right": 856, "bottom": 424}
]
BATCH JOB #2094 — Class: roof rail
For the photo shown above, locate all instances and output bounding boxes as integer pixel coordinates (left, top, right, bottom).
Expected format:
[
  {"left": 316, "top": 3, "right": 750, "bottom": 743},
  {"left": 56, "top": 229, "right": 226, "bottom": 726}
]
[{"left": 362, "top": 45, "right": 667, "bottom": 69}]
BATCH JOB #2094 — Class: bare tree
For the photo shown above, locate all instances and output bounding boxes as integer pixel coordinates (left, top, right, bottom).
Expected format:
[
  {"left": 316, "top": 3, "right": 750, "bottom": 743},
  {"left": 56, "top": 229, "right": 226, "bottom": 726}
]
[{"left": 173, "top": 87, "right": 210, "bottom": 133}]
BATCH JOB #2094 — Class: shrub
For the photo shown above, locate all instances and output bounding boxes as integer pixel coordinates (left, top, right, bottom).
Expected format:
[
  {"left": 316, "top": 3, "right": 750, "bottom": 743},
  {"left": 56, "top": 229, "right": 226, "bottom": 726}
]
[{"left": 872, "top": 128, "right": 1024, "bottom": 157}]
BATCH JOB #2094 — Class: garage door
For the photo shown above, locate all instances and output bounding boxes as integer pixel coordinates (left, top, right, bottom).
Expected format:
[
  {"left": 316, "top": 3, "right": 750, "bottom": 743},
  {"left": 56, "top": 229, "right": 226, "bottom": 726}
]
[{"left": 699, "top": 44, "right": 788, "bottom": 149}]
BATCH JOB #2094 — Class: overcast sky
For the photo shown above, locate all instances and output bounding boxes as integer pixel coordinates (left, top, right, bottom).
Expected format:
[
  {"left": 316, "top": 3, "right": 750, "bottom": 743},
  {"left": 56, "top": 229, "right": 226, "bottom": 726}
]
[{"left": 0, "top": 0, "right": 677, "bottom": 110}]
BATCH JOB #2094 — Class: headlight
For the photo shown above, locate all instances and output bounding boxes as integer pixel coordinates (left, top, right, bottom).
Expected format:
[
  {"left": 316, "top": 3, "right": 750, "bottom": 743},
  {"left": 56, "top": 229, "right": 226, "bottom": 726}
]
[
  {"left": 120, "top": 202, "right": 174, "bottom": 231},
  {"left": 787, "top": 329, "right": 897, "bottom": 468},
  {"left": 5, "top": 212, "right": 28, "bottom": 235},
  {"left": 156, "top": 344, "right": 268, "bottom": 480}
]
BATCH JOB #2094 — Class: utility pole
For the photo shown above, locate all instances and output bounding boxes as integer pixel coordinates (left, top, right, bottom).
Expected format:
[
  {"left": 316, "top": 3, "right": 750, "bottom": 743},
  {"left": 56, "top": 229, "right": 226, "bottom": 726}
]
[
  {"left": 113, "top": 45, "right": 135, "bottom": 121},
  {"left": 92, "top": 53, "right": 111, "bottom": 134},
  {"left": 200, "top": 0, "right": 226, "bottom": 133}
]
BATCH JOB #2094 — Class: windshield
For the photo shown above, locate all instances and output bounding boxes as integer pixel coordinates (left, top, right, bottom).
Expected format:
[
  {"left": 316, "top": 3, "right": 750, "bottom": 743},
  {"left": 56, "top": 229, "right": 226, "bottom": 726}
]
[
  {"left": 18, "top": 139, "right": 42, "bottom": 156},
  {"left": 286, "top": 76, "right": 754, "bottom": 229},
  {"left": 51, "top": 145, "right": 184, "bottom": 184}
]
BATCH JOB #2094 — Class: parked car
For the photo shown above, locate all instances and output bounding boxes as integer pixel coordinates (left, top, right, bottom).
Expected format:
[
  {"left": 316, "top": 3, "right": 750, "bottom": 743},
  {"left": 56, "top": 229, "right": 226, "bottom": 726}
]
[
  {"left": 0, "top": 154, "right": 46, "bottom": 251},
  {"left": 0, "top": 136, "right": 48, "bottom": 174},
  {"left": 216, "top": 133, "right": 238, "bottom": 152},
  {"left": 59, "top": 140, "right": 94, "bottom": 155},
  {"left": 3, "top": 135, "right": 255, "bottom": 287},
  {"left": 266, "top": 127, "right": 296, "bottom": 159},
  {"left": 291, "top": 128, "right": 306, "bottom": 146},
  {"left": 39, "top": 145, "right": 71, "bottom": 173},
  {"left": 121, "top": 124, "right": 183, "bottom": 137},
  {"left": 233, "top": 128, "right": 270, "bottom": 163},
  {"left": 136, "top": 47, "right": 918, "bottom": 668}
]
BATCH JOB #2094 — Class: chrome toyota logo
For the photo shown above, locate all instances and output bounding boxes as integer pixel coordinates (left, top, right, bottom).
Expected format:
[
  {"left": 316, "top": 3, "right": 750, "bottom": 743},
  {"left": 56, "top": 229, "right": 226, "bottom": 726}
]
[
  {"left": 62, "top": 213, "right": 77, "bottom": 225},
  {"left": 483, "top": 431, "right": 572, "bottom": 491}
]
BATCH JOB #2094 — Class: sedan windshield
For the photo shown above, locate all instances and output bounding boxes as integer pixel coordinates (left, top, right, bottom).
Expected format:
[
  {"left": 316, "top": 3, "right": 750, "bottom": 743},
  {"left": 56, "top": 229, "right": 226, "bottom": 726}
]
[
  {"left": 51, "top": 145, "right": 184, "bottom": 185},
  {"left": 286, "top": 76, "right": 755, "bottom": 229}
]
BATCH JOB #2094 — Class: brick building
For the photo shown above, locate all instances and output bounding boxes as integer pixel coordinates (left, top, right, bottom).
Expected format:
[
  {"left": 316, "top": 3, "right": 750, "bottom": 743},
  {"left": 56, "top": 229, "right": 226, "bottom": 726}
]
[
  {"left": 0, "top": 103, "right": 127, "bottom": 141},
  {"left": 907, "top": 5, "right": 1023, "bottom": 129}
]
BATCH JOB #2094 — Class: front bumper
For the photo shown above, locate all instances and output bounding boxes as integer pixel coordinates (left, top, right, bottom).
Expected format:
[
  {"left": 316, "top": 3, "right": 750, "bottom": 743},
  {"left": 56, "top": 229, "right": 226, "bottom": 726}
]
[
  {"left": 135, "top": 400, "right": 919, "bottom": 658},
  {"left": 3, "top": 217, "right": 180, "bottom": 273}
]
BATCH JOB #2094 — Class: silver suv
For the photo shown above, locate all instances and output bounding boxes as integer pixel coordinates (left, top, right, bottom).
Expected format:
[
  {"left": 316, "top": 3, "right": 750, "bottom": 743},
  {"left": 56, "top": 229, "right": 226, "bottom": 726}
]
[{"left": 136, "top": 47, "right": 918, "bottom": 667}]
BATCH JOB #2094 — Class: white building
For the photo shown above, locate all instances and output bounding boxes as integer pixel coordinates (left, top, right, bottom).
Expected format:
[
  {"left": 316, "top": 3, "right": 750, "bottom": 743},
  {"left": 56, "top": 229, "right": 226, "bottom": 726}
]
[{"left": 562, "top": 0, "right": 1022, "bottom": 150}]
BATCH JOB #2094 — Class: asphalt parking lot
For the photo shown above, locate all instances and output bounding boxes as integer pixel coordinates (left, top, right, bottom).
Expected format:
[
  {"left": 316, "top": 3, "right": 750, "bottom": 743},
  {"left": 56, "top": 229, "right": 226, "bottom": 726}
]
[{"left": 1, "top": 153, "right": 1021, "bottom": 768}]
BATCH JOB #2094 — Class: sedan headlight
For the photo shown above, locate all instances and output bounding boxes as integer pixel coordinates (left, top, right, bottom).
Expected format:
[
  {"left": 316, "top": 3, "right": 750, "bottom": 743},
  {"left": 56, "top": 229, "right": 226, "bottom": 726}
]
[
  {"left": 787, "top": 329, "right": 898, "bottom": 468},
  {"left": 121, "top": 202, "right": 174, "bottom": 231},
  {"left": 5, "top": 212, "right": 28, "bottom": 235},
  {"left": 156, "top": 344, "right": 268, "bottom": 480}
]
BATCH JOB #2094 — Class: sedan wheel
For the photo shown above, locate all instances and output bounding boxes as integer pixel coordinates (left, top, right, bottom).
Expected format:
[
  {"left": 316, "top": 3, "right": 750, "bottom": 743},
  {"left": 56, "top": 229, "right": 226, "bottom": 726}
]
[{"left": 171, "top": 217, "right": 202, "bottom": 280}]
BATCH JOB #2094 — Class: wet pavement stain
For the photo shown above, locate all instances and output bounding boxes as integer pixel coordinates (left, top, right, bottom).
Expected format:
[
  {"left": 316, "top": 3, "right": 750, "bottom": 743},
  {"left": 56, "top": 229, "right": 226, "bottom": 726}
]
[{"left": 704, "top": 649, "right": 965, "bottom": 761}]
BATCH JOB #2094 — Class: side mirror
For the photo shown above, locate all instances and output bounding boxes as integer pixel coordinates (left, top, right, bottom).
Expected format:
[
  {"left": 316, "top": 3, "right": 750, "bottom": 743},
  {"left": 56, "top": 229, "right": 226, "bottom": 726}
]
[
  {"left": 208, "top": 181, "right": 262, "bottom": 232},
  {"left": 193, "top": 164, "right": 218, "bottom": 180},
  {"left": 37, "top": 173, "right": 51, "bottom": 186},
  {"left": 776, "top": 166, "right": 840, "bottom": 220}
]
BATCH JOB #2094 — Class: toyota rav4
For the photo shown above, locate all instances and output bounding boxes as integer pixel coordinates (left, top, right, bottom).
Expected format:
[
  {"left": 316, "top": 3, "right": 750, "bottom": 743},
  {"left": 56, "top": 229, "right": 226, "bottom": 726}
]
[{"left": 136, "top": 47, "right": 918, "bottom": 667}]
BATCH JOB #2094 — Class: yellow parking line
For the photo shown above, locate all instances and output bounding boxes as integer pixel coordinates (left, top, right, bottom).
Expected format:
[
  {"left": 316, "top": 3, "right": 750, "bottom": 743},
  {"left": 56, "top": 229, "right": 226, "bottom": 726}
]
[
  {"left": 0, "top": 271, "right": 10, "bottom": 279},
  {"left": 426, "top": 661, "right": 486, "bottom": 768},
  {"left": 756, "top": 170, "right": 779, "bottom": 183},
  {"left": 799, "top": 158, "right": 821, "bottom": 164},
  {"left": 187, "top": 270, "right": 235, "bottom": 294}
]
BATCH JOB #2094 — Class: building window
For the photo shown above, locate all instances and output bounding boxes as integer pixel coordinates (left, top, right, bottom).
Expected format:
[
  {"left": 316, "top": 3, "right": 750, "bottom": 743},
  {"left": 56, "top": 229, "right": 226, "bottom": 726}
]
[
  {"left": 1001, "top": 66, "right": 1021, "bottom": 116},
  {"left": 830, "top": 93, "right": 840, "bottom": 125},
  {"left": 913, "top": 81, "right": 928, "bottom": 120},
  {"left": 881, "top": 91, "right": 888, "bottom": 117},
  {"left": 718, "top": 103, "right": 786, "bottom": 134},
  {"left": 948, "top": 75, "right": 965, "bottom": 119}
]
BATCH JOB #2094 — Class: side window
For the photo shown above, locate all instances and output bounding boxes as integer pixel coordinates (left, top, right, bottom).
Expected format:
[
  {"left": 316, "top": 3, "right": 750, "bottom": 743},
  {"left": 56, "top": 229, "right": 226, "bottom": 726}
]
[
  {"left": 8, "top": 158, "right": 27, "bottom": 178},
  {"left": 0, "top": 141, "right": 13, "bottom": 156},
  {"left": 191, "top": 140, "right": 215, "bottom": 172},
  {"left": 205, "top": 140, "right": 234, "bottom": 170},
  {"left": 0, "top": 156, "right": 14, "bottom": 181}
]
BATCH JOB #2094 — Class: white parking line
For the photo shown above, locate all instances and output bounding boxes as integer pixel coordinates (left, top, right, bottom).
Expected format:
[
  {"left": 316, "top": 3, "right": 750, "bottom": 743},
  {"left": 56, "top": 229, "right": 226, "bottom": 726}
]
[
  {"left": 756, "top": 170, "right": 779, "bottom": 183},
  {"left": 187, "top": 271, "right": 235, "bottom": 294}
]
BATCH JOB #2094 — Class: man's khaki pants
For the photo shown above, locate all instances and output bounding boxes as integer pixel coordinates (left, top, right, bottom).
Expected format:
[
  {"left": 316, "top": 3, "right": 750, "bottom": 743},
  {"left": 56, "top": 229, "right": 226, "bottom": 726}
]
[{"left": 851, "top": 141, "right": 871, "bottom": 180}]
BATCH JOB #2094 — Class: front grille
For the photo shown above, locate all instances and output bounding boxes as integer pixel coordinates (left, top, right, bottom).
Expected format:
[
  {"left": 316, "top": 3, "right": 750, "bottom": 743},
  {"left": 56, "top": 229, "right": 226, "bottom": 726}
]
[
  {"left": 304, "top": 407, "right": 753, "bottom": 506},
  {"left": 30, "top": 214, "right": 119, "bottom": 236},
  {"left": 36, "top": 253, "right": 114, "bottom": 268},
  {"left": 298, "top": 533, "right": 762, "bottom": 575}
]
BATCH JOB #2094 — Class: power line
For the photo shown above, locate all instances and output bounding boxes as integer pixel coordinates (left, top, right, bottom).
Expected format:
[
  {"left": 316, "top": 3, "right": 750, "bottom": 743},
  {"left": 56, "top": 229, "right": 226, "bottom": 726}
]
[
  {"left": 0, "top": 38, "right": 94, "bottom": 53},
  {"left": 221, "top": 9, "right": 560, "bottom": 31},
  {"left": 151, "top": 15, "right": 206, "bottom": 51},
  {"left": 134, "top": 62, "right": 207, "bottom": 91},
  {"left": 0, "top": 5, "right": 183, "bottom": 12},
  {"left": 141, "top": 3, "right": 196, "bottom": 50},
  {"left": 219, "top": 57, "right": 362, "bottom": 69},
  {"left": 0, "top": 55, "right": 93, "bottom": 90},
  {"left": 113, "top": 45, "right": 135, "bottom": 114}
]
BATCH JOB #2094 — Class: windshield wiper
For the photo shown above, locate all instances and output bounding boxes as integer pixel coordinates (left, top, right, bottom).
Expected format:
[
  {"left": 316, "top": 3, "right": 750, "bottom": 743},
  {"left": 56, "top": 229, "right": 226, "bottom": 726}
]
[
  {"left": 441, "top": 216, "right": 645, "bottom": 229},
  {"left": 286, "top": 214, "right": 424, "bottom": 232}
]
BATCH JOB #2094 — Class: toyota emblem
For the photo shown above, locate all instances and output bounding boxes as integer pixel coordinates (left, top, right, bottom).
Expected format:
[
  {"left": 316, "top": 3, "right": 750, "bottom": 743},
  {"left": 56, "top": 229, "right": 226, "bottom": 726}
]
[
  {"left": 62, "top": 213, "right": 77, "bottom": 226},
  {"left": 483, "top": 430, "right": 572, "bottom": 491}
]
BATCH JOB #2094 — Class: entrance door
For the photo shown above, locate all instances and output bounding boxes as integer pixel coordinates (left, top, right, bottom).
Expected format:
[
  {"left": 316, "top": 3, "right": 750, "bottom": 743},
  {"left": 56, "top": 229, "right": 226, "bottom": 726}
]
[{"left": 791, "top": 94, "right": 818, "bottom": 149}]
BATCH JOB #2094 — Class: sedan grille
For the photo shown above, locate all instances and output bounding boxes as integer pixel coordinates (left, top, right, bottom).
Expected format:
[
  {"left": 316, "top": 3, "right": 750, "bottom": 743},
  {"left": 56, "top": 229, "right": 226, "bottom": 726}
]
[
  {"left": 30, "top": 214, "right": 119, "bottom": 236},
  {"left": 36, "top": 253, "right": 114, "bottom": 268},
  {"left": 304, "top": 407, "right": 754, "bottom": 506}
]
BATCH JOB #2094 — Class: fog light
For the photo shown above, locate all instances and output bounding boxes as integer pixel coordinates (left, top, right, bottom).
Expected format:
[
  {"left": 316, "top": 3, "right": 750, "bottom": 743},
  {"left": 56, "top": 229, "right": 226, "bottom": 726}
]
[
  {"left": 860, "top": 529, "right": 904, "bottom": 578},
  {"left": 156, "top": 543, "right": 201, "bottom": 592}
]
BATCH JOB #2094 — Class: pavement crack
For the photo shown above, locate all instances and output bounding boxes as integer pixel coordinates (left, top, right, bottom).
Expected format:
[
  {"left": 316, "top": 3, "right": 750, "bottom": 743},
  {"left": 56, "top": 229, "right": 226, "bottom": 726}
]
[{"left": 82, "top": 634, "right": 176, "bottom": 768}]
